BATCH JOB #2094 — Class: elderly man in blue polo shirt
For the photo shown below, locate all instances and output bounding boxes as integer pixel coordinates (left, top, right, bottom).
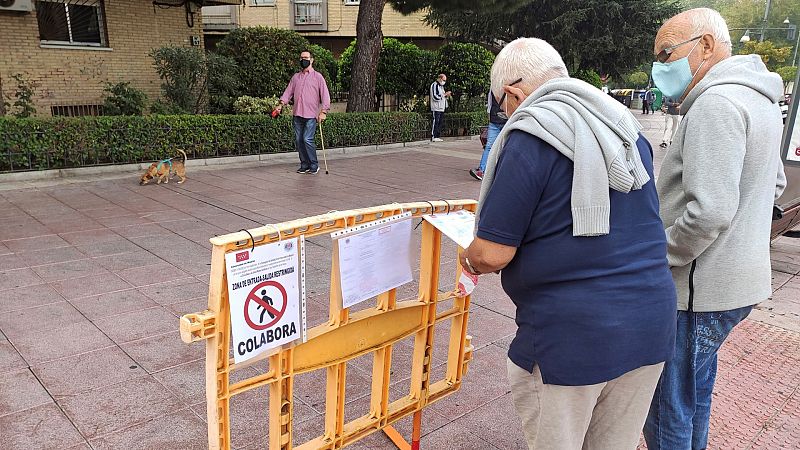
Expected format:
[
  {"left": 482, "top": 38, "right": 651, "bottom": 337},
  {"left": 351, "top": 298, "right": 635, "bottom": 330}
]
[{"left": 460, "top": 37, "right": 677, "bottom": 449}]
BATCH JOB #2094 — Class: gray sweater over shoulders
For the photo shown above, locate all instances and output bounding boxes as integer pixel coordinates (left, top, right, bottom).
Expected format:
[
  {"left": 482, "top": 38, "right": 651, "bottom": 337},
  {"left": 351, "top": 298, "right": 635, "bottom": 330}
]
[{"left": 657, "top": 55, "right": 786, "bottom": 312}]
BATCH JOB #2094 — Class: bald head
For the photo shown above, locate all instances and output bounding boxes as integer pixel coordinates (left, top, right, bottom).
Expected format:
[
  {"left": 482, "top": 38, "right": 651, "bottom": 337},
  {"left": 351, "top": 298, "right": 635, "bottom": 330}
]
[{"left": 654, "top": 8, "right": 732, "bottom": 98}]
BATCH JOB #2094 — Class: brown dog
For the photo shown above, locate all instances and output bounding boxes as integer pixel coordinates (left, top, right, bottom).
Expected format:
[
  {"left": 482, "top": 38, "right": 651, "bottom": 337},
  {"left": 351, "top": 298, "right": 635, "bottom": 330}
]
[{"left": 139, "top": 149, "right": 187, "bottom": 185}]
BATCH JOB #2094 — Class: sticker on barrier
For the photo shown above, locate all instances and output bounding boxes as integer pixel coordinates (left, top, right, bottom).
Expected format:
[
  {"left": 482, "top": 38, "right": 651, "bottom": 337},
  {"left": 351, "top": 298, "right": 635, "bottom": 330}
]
[{"left": 224, "top": 237, "right": 306, "bottom": 364}]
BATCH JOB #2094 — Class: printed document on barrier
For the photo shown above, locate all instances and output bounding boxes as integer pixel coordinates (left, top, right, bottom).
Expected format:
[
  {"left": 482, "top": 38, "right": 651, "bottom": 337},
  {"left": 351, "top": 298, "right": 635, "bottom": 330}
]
[
  {"left": 332, "top": 213, "right": 413, "bottom": 309},
  {"left": 423, "top": 210, "right": 476, "bottom": 248},
  {"left": 224, "top": 237, "right": 306, "bottom": 364}
]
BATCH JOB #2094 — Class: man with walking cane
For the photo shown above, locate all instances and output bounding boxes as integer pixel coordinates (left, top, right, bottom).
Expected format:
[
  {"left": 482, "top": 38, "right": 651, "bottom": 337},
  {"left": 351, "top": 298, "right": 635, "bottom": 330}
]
[{"left": 275, "top": 50, "right": 331, "bottom": 174}]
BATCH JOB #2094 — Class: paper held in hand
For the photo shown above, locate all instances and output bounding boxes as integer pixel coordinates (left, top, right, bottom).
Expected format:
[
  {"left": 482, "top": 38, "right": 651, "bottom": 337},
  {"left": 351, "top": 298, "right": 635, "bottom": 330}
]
[{"left": 422, "top": 209, "right": 476, "bottom": 248}]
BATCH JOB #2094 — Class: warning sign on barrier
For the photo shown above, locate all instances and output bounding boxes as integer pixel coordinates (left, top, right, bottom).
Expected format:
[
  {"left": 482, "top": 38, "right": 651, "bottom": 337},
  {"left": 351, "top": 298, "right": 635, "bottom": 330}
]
[{"left": 225, "top": 237, "right": 306, "bottom": 363}]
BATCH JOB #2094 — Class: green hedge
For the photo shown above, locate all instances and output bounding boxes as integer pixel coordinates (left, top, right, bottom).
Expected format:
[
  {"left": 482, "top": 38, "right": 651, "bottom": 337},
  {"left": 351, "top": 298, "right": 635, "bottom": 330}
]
[{"left": 0, "top": 112, "right": 486, "bottom": 172}]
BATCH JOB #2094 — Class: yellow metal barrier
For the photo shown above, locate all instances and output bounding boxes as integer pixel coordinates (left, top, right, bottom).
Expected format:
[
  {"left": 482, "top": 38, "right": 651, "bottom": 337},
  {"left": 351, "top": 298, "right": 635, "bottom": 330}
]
[{"left": 180, "top": 200, "right": 477, "bottom": 449}]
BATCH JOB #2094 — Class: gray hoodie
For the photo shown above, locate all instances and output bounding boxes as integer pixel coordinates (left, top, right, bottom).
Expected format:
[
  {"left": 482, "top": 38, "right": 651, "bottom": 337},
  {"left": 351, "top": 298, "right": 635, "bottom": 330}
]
[{"left": 657, "top": 55, "right": 787, "bottom": 312}]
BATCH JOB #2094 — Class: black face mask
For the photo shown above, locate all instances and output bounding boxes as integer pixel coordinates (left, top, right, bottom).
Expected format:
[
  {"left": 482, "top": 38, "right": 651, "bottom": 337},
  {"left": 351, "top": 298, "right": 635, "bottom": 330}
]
[{"left": 300, "top": 59, "right": 311, "bottom": 69}]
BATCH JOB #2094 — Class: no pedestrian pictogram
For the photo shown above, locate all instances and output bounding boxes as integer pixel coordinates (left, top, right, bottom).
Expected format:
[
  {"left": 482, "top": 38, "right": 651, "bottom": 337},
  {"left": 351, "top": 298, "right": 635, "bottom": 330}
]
[{"left": 244, "top": 280, "right": 287, "bottom": 330}]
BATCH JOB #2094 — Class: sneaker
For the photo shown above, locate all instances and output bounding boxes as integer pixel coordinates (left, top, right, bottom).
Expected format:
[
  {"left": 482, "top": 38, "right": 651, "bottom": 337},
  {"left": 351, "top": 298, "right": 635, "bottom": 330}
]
[
  {"left": 432, "top": 137, "right": 444, "bottom": 142},
  {"left": 469, "top": 168, "right": 484, "bottom": 181},
  {"left": 297, "top": 167, "right": 309, "bottom": 173},
  {"left": 307, "top": 167, "right": 320, "bottom": 174}
]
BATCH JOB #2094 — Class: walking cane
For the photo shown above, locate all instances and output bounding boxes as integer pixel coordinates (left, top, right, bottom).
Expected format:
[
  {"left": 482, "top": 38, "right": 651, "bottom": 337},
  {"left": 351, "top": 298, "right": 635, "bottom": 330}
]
[{"left": 319, "top": 120, "right": 329, "bottom": 175}]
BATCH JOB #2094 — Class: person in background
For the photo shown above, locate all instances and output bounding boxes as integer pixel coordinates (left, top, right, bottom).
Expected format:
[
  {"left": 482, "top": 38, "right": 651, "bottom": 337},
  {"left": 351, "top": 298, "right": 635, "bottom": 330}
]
[
  {"left": 645, "top": 8, "right": 786, "bottom": 449},
  {"left": 660, "top": 97, "right": 681, "bottom": 148},
  {"left": 430, "top": 73, "right": 452, "bottom": 142},
  {"left": 276, "top": 50, "right": 330, "bottom": 174},
  {"left": 470, "top": 85, "right": 515, "bottom": 181}
]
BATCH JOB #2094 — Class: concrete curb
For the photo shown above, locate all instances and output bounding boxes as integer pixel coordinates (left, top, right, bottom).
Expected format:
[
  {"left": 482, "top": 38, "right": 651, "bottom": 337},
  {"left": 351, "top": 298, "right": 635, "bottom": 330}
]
[{"left": 0, "top": 139, "right": 443, "bottom": 184}]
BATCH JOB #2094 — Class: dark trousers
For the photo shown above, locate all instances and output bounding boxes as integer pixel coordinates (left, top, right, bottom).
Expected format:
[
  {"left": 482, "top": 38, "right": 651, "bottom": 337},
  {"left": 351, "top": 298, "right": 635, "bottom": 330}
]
[
  {"left": 642, "top": 100, "right": 650, "bottom": 114},
  {"left": 431, "top": 111, "right": 444, "bottom": 138},
  {"left": 293, "top": 116, "right": 318, "bottom": 170}
]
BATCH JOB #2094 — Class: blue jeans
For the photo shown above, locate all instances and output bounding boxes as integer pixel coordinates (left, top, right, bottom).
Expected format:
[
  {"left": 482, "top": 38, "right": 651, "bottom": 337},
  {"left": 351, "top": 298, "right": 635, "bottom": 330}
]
[
  {"left": 293, "top": 116, "right": 318, "bottom": 170},
  {"left": 644, "top": 305, "right": 753, "bottom": 450},
  {"left": 478, "top": 122, "right": 503, "bottom": 171}
]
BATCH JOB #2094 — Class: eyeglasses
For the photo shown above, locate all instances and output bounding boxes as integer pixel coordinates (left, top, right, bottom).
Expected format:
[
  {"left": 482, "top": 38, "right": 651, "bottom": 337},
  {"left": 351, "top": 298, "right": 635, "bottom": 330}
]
[
  {"left": 496, "top": 78, "right": 523, "bottom": 120},
  {"left": 655, "top": 35, "right": 702, "bottom": 63}
]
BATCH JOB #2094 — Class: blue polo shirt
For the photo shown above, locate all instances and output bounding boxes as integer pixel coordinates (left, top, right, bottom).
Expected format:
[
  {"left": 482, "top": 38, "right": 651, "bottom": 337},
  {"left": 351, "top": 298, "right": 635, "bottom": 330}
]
[{"left": 478, "top": 130, "right": 676, "bottom": 386}]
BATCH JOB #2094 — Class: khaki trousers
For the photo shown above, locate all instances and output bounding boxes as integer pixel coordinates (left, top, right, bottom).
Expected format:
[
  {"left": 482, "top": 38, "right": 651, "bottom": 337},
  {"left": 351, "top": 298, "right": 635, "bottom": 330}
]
[{"left": 507, "top": 358, "right": 664, "bottom": 450}]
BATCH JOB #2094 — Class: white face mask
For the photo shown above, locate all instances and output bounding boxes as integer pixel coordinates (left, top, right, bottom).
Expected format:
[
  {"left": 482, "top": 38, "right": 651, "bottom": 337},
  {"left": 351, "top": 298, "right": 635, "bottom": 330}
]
[{"left": 438, "top": 80, "right": 446, "bottom": 86}]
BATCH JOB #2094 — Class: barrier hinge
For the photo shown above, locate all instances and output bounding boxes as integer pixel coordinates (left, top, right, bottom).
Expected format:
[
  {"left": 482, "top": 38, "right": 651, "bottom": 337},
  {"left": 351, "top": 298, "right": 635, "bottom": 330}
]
[{"left": 180, "top": 310, "right": 217, "bottom": 343}]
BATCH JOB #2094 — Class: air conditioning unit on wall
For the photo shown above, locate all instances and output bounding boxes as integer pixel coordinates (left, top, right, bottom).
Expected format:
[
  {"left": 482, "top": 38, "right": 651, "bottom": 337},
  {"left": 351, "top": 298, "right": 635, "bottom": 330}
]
[{"left": 0, "top": 0, "right": 34, "bottom": 12}]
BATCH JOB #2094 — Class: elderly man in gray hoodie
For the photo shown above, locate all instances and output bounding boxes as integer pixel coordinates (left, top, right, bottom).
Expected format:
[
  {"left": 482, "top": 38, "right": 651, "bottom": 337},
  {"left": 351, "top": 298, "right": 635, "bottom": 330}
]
[{"left": 644, "top": 8, "right": 786, "bottom": 450}]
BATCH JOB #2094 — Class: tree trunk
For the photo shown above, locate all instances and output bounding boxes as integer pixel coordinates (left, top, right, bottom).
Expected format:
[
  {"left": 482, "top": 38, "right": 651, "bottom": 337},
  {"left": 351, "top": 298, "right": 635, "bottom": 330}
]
[{"left": 347, "top": 0, "right": 385, "bottom": 112}]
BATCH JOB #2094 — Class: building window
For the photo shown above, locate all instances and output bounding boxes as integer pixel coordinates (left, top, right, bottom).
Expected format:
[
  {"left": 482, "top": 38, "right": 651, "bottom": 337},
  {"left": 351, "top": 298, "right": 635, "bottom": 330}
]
[
  {"left": 294, "top": 0, "right": 323, "bottom": 25},
  {"left": 36, "top": 0, "right": 107, "bottom": 47},
  {"left": 251, "top": 0, "right": 275, "bottom": 6},
  {"left": 343, "top": 0, "right": 359, "bottom": 4}
]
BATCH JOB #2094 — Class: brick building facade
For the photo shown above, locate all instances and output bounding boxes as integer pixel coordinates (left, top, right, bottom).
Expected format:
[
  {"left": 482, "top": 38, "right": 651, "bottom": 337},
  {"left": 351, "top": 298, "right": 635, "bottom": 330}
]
[
  {"left": 203, "top": 0, "right": 443, "bottom": 55},
  {"left": 0, "top": 0, "right": 236, "bottom": 117}
]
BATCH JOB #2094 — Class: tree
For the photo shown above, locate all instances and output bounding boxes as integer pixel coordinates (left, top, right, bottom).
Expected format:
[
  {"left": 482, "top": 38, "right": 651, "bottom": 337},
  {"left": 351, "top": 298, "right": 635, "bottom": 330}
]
[
  {"left": 738, "top": 40, "right": 792, "bottom": 70},
  {"left": 776, "top": 66, "right": 798, "bottom": 89},
  {"left": 626, "top": 71, "right": 651, "bottom": 88},
  {"left": 425, "top": 0, "right": 681, "bottom": 78},
  {"left": 347, "top": 0, "right": 385, "bottom": 112},
  {"left": 346, "top": 0, "right": 530, "bottom": 112}
]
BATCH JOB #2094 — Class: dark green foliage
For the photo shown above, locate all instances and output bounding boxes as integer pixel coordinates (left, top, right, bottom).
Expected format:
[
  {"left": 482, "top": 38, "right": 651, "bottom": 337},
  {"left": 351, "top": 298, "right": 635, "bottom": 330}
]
[
  {"left": 0, "top": 112, "right": 486, "bottom": 172},
  {"left": 149, "top": 46, "right": 208, "bottom": 114},
  {"left": 7, "top": 74, "right": 36, "bottom": 118},
  {"left": 388, "top": 0, "right": 530, "bottom": 15},
  {"left": 102, "top": 82, "right": 147, "bottom": 116},
  {"left": 425, "top": 0, "right": 681, "bottom": 78},
  {"left": 338, "top": 40, "right": 357, "bottom": 93},
  {"left": 573, "top": 69, "right": 603, "bottom": 88},
  {"left": 214, "top": 27, "right": 331, "bottom": 100}
]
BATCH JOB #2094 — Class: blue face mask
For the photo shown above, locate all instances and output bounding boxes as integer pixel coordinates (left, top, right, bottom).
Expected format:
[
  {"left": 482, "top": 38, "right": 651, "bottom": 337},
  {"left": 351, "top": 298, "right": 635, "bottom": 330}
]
[{"left": 651, "top": 39, "right": 705, "bottom": 99}]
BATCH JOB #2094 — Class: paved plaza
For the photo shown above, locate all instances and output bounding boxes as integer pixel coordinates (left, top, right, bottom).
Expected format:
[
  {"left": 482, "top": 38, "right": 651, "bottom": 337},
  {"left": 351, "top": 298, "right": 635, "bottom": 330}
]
[{"left": 0, "top": 114, "right": 798, "bottom": 449}]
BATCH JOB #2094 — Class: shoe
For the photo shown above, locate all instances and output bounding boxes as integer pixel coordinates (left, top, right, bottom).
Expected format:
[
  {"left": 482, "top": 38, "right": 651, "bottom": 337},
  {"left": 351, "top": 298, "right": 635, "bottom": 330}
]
[
  {"left": 297, "top": 167, "right": 309, "bottom": 173},
  {"left": 432, "top": 137, "right": 444, "bottom": 142},
  {"left": 469, "top": 168, "right": 484, "bottom": 181},
  {"left": 659, "top": 142, "right": 668, "bottom": 148},
  {"left": 307, "top": 167, "right": 320, "bottom": 174}
]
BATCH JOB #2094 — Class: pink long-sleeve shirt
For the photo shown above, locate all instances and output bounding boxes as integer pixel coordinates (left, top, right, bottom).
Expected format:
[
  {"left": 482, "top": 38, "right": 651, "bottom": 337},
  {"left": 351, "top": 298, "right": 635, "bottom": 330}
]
[{"left": 280, "top": 68, "right": 331, "bottom": 119}]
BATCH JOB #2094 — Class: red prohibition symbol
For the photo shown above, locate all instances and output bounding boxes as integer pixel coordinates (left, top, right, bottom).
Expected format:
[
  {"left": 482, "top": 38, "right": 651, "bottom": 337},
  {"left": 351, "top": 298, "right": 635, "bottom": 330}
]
[{"left": 243, "top": 280, "right": 288, "bottom": 330}]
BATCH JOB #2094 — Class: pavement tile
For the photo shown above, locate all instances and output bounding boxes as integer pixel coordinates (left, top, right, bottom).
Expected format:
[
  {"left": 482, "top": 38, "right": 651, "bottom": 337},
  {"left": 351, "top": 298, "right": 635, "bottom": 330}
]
[
  {"left": 0, "top": 253, "right": 28, "bottom": 271},
  {"left": 33, "top": 346, "right": 147, "bottom": 398},
  {"left": 19, "top": 246, "right": 87, "bottom": 267},
  {"left": 95, "top": 214, "right": 156, "bottom": 228},
  {"left": 0, "top": 368, "right": 53, "bottom": 416},
  {"left": 0, "top": 402, "right": 85, "bottom": 450},
  {"left": 0, "top": 301, "right": 85, "bottom": 338},
  {"left": 153, "top": 360, "right": 206, "bottom": 405},
  {"left": 76, "top": 239, "right": 143, "bottom": 257},
  {"left": 31, "top": 258, "right": 108, "bottom": 282},
  {"left": 137, "top": 277, "right": 207, "bottom": 306},
  {"left": 0, "top": 267, "right": 44, "bottom": 291},
  {"left": 60, "top": 375, "right": 184, "bottom": 439},
  {"left": 3, "top": 234, "right": 70, "bottom": 253},
  {"left": 116, "top": 263, "right": 190, "bottom": 288},
  {"left": 71, "top": 288, "right": 158, "bottom": 320},
  {"left": 59, "top": 228, "right": 124, "bottom": 246},
  {"left": 121, "top": 331, "right": 204, "bottom": 373},
  {"left": 418, "top": 420, "right": 499, "bottom": 450},
  {"left": 167, "top": 296, "right": 209, "bottom": 317},
  {"left": 0, "top": 340, "right": 28, "bottom": 374},
  {"left": 93, "top": 251, "right": 162, "bottom": 272},
  {"left": 50, "top": 272, "right": 132, "bottom": 300},
  {"left": 43, "top": 219, "right": 105, "bottom": 234},
  {"left": 111, "top": 223, "right": 175, "bottom": 239},
  {"left": 88, "top": 408, "right": 207, "bottom": 450},
  {"left": 0, "top": 222, "right": 55, "bottom": 241},
  {"left": 12, "top": 321, "right": 114, "bottom": 365},
  {"left": 94, "top": 306, "right": 179, "bottom": 344},
  {"left": 449, "top": 393, "right": 527, "bottom": 450},
  {"left": 0, "top": 283, "right": 65, "bottom": 313}
]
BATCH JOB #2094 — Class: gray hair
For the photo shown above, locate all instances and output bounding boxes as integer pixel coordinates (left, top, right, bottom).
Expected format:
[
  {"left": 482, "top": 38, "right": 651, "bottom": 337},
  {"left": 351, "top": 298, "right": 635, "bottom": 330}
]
[
  {"left": 490, "top": 38, "right": 569, "bottom": 100},
  {"left": 687, "top": 8, "right": 732, "bottom": 55}
]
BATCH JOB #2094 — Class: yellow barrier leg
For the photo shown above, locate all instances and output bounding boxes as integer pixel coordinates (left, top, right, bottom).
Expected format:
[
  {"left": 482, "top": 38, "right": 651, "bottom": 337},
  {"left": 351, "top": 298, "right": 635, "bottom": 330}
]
[{"left": 382, "top": 410, "right": 422, "bottom": 450}]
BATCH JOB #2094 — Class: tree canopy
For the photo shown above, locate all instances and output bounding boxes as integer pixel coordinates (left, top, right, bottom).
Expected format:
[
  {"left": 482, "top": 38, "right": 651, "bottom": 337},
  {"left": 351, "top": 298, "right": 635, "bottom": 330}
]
[{"left": 425, "top": 0, "right": 681, "bottom": 78}]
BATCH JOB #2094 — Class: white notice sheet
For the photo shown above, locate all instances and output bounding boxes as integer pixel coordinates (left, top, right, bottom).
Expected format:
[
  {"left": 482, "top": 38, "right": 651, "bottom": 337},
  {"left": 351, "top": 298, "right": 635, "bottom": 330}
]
[
  {"left": 332, "top": 213, "right": 413, "bottom": 309},
  {"left": 423, "top": 210, "right": 476, "bottom": 248}
]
